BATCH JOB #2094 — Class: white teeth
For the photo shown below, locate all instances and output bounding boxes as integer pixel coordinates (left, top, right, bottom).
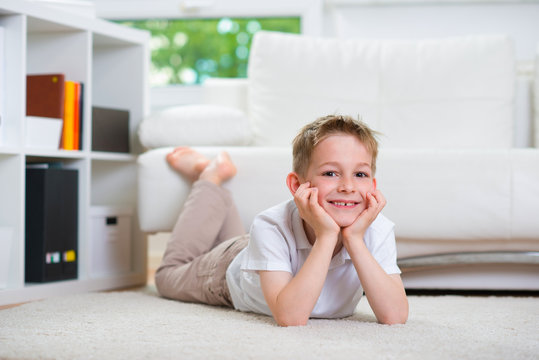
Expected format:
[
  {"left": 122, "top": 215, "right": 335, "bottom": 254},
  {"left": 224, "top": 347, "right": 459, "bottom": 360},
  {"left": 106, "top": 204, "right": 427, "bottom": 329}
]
[{"left": 332, "top": 202, "right": 355, "bottom": 206}]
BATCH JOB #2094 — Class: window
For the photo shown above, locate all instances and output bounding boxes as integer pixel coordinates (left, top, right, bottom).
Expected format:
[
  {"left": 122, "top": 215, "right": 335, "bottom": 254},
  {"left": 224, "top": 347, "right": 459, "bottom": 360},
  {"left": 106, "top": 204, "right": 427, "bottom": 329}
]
[
  {"left": 97, "top": 0, "right": 321, "bottom": 107},
  {"left": 117, "top": 17, "right": 300, "bottom": 86}
]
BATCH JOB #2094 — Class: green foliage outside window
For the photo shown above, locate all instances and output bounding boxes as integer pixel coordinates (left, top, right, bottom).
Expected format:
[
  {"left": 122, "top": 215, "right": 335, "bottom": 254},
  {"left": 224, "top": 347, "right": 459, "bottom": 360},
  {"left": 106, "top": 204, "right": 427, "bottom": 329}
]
[{"left": 116, "top": 17, "right": 300, "bottom": 86}]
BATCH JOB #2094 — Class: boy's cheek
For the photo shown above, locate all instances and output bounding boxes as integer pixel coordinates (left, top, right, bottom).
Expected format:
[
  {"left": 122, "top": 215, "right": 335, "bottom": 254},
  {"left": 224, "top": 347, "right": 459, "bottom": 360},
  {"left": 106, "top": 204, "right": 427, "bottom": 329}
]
[
  {"left": 363, "top": 181, "right": 376, "bottom": 195},
  {"left": 315, "top": 189, "right": 327, "bottom": 208}
]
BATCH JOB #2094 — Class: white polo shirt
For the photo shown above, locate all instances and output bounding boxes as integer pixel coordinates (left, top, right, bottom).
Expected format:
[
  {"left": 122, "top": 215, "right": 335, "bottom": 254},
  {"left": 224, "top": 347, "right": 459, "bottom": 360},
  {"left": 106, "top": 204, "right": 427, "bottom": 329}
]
[{"left": 226, "top": 199, "right": 400, "bottom": 319}]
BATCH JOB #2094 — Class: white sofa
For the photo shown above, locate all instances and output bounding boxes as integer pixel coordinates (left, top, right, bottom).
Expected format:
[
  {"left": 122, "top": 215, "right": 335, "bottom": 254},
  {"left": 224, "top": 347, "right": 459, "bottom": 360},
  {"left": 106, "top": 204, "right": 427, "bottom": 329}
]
[{"left": 138, "top": 31, "right": 539, "bottom": 290}]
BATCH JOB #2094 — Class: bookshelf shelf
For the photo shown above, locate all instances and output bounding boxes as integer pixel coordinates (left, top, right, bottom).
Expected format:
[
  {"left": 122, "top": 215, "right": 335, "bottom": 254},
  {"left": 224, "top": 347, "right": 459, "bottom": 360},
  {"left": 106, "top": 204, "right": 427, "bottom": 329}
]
[
  {"left": 25, "top": 149, "right": 86, "bottom": 159},
  {"left": 0, "top": 146, "right": 20, "bottom": 154},
  {"left": 0, "top": 0, "right": 150, "bottom": 306},
  {"left": 90, "top": 152, "right": 137, "bottom": 161}
]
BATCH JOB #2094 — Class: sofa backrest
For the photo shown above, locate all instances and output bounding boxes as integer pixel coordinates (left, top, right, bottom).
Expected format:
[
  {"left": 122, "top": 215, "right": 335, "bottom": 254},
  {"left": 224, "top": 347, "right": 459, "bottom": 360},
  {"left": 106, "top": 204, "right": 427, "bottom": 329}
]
[{"left": 248, "top": 31, "right": 516, "bottom": 149}]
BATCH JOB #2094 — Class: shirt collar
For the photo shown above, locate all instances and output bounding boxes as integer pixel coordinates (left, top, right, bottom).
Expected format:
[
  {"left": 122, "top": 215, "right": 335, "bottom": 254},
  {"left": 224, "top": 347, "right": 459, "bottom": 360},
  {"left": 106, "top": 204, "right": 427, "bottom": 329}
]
[
  {"left": 291, "top": 203, "right": 352, "bottom": 267},
  {"left": 331, "top": 247, "right": 351, "bottom": 269},
  {"left": 291, "top": 205, "right": 312, "bottom": 250}
]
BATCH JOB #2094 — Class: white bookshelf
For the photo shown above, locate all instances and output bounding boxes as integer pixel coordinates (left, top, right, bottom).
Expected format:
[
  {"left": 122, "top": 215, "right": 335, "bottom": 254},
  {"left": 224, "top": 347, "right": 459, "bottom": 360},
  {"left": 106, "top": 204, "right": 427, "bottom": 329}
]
[{"left": 0, "top": 0, "right": 150, "bottom": 306}]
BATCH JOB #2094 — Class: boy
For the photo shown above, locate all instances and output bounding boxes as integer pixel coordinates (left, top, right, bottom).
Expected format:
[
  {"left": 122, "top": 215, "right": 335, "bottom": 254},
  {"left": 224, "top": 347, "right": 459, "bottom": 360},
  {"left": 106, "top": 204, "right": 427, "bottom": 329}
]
[{"left": 155, "top": 115, "right": 408, "bottom": 326}]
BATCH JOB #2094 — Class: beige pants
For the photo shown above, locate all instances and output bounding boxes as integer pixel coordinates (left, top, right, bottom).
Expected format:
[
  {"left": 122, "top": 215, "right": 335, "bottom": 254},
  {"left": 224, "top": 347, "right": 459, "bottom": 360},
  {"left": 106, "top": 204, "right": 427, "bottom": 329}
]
[{"left": 155, "top": 180, "right": 249, "bottom": 307}]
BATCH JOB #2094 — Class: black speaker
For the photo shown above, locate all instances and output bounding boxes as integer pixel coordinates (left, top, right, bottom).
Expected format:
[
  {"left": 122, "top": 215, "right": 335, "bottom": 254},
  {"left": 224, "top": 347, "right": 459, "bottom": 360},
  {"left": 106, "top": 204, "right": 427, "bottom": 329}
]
[{"left": 25, "top": 167, "right": 78, "bottom": 283}]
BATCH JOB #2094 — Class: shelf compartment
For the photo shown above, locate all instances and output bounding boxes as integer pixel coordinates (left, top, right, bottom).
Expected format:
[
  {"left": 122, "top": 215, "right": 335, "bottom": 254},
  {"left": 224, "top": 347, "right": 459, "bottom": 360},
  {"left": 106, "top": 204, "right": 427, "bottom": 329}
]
[
  {"left": 26, "top": 25, "right": 89, "bottom": 83},
  {"left": 26, "top": 21, "right": 91, "bottom": 153},
  {"left": 0, "top": 14, "right": 25, "bottom": 148},
  {"left": 92, "top": 38, "right": 148, "bottom": 154},
  {"left": 90, "top": 159, "right": 144, "bottom": 277},
  {"left": 91, "top": 159, "right": 137, "bottom": 208},
  {"left": 25, "top": 156, "right": 89, "bottom": 280}
]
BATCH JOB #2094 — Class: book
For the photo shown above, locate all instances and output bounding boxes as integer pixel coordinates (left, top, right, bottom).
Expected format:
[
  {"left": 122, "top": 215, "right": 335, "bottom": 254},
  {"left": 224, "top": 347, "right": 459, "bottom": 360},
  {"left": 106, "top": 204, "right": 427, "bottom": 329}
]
[
  {"left": 73, "top": 82, "right": 80, "bottom": 150},
  {"left": 78, "top": 83, "right": 84, "bottom": 150},
  {"left": 92, "top": 106, "right": 130, "bottom": 153},
  {"left": 60, "top": 81, "right": 84, "bottom": 150},
  {"left": 26, "top": 74, "right": 65, "bottom": 119},
  {"left": 61, "top": 80, "right": 76, "bottom": 150}
]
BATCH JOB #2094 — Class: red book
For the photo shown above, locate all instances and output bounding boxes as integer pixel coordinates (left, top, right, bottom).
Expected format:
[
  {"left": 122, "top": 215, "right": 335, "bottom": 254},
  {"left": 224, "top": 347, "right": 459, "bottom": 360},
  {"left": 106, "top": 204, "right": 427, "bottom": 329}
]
[{"left": 26, "top": 74, "right": 65, "bottom": 119}]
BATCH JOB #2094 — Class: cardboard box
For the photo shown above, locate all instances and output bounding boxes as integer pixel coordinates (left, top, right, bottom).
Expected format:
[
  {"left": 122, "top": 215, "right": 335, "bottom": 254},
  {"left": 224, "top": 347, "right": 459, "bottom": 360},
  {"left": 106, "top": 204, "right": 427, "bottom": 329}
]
[
  {"left": 90, "top": 206, "right": 132, "bottom": 278},
  {"left": 25, "top": 116, "right": 63, "bottom": 149}
]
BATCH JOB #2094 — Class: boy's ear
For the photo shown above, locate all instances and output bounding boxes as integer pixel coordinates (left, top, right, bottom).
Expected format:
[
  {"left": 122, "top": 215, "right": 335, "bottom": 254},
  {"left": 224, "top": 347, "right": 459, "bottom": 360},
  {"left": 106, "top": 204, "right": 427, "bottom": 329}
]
[
  {"left": 286, "top": 172, "right": 301, "bottom": 195},
  {"left": 373, "top": 178, "right": 377, "bottom": 191}
]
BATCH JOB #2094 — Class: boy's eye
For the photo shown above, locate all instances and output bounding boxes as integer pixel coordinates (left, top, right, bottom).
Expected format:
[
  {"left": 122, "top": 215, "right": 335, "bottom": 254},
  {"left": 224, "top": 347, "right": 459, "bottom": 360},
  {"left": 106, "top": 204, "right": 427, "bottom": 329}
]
[
  {"left": 322, "top": 171, "right": 337, "bottom": 177},
  {"left": 355, "top": 172, "right": 368, "bottom": 178}
]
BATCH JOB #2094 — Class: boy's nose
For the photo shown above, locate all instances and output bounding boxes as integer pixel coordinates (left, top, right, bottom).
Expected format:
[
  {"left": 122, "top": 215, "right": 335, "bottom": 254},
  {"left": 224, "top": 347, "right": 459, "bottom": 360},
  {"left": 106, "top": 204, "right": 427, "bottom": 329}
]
[{"left": 338, "top": 177, "right": 354, "bottom": 192}]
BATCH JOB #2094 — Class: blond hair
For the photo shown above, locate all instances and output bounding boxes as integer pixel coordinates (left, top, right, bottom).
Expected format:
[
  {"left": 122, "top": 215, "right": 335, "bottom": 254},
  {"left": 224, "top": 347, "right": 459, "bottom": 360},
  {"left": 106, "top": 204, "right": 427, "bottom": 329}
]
[{"left": 292, "top": 115, "right": 379, "bottom": 177}]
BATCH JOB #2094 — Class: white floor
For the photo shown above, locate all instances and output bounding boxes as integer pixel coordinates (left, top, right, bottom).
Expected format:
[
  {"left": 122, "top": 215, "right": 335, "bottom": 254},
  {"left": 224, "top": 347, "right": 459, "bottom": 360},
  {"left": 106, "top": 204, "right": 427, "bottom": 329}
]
[{"left": 1, "top": 288, "right": 537, "bottom": 359}]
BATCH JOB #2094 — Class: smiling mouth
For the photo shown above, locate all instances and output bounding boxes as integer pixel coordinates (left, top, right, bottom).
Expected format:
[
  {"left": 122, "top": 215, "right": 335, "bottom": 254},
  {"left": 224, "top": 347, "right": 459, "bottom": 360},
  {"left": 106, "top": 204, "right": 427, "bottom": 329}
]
[{"left": 329, "top": 201, "right": 358, "bottom": 207}]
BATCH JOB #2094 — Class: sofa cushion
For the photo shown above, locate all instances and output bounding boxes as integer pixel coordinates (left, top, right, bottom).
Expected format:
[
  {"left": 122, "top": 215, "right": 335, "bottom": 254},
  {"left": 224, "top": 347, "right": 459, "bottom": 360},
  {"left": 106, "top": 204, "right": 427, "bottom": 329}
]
[
  {"left": 248, "top": 31, "right": 515, "bottom": 148},
  {"left": 377, "top": 149, "right": 512, "bottom": 241},
  {"left": 138, "top": 104, "right": 253, "bottom": 148}
]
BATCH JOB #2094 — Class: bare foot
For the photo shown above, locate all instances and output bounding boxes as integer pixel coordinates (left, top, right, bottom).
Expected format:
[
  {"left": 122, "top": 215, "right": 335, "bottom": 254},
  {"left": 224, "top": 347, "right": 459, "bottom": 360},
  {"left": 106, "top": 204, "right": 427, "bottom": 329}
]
[
  {"left": 199, "top": 151, "right": 237, "bottom": 185},
  {"left": 166, "top": 147, "right": 210, "bottom": 182}
]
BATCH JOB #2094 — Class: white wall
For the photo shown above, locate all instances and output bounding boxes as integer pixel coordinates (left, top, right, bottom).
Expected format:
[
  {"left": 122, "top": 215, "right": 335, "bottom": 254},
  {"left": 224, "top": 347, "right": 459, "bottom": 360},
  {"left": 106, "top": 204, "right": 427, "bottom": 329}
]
[{"left": 324, "top": 1, "right": 539, "bottom": 62}]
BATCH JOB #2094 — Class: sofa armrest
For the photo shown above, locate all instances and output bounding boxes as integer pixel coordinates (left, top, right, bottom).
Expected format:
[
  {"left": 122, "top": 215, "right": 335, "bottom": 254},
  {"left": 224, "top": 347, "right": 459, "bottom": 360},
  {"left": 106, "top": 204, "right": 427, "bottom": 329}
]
[{"left": 137, "top": 146, "right": 291, "bottom": 233}]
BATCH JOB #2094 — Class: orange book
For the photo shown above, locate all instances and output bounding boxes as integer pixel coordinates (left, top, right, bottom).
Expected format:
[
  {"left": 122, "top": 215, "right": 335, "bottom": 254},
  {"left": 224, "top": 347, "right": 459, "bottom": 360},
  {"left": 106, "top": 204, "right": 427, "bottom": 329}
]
[
  {"left": 73, "top": 82, "right": 80, "bottom": 150},
  {"left": 62, "top": 81, "right": 76, "bottom": 150}
]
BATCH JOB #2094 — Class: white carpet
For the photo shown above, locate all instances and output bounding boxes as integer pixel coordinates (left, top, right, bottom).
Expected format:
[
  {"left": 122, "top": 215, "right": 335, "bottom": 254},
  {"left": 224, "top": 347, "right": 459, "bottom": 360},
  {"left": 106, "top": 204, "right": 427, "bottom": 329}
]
[{"left": 0, "top": 287, "right": 538, "bottom": 359}]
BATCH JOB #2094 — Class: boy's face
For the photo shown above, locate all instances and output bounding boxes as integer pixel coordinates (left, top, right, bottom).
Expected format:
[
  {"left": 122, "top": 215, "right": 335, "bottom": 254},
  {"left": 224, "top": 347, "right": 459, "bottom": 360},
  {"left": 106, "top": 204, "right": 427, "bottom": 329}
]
[{"left": 301, "top": 134, "right": 376, "bottom": 228}]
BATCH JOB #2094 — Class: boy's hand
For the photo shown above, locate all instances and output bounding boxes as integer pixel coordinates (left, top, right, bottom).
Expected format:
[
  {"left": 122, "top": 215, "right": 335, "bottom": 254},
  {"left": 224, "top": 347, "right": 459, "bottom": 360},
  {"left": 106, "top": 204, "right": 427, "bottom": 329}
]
[
  {"left": 293, "top": 182, "right": 340, "bottom": 239},
  {"left": 342, "top": 189, "right": 386, "bottom": 244}
]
